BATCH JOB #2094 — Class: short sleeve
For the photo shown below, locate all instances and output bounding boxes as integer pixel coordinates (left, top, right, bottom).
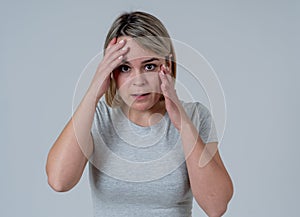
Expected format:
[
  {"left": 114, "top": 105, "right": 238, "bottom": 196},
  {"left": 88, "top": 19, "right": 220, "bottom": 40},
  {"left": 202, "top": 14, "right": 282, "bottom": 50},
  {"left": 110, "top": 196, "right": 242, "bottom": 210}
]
[
  {"left": 195, "top": 103, "right": 219, "bottom": 144},
  {"left": 90, "top": 100, "right": 110, "bottom": 138}
]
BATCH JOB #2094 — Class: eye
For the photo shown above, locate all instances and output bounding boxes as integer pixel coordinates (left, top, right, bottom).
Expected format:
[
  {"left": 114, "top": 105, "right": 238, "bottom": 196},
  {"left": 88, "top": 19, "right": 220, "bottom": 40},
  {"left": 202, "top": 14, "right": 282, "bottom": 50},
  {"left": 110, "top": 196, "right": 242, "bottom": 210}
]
[
  {"left": 119, "top": 65, "right": 131, "bottom": 73},
  {"left": 144, "top": 64, "right": 157, "bottom": 71}
]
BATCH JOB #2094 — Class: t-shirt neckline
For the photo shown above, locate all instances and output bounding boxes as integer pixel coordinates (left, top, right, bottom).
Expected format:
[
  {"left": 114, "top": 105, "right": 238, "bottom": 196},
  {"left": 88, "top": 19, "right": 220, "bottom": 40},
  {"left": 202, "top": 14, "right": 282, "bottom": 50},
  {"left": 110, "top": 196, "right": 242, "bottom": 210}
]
[{"left": 115, "top": 106, "right": 169, "bottom": 131}]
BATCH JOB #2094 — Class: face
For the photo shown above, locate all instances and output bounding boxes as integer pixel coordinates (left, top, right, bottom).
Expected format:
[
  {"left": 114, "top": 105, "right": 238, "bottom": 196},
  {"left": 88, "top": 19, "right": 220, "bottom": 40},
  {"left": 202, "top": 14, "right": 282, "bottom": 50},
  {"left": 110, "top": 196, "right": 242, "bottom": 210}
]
[{"left": 113, "top": 36, "right": 166, "bottom": 112}]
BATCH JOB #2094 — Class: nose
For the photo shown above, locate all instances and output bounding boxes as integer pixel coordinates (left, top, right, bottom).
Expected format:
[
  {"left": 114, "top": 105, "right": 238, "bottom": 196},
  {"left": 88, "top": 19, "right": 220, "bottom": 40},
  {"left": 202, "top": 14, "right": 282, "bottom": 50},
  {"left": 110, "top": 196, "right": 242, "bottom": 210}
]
[{"left": 132, "top": 70, "right": 146, "bottom": 86}]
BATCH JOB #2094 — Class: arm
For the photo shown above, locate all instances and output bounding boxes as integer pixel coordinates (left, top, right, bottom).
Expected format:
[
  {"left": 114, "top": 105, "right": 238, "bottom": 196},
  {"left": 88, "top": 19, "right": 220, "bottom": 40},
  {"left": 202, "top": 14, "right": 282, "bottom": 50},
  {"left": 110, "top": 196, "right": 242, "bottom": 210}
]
[
  {"left": 180, "top": 120, "right": 233, "bottom": 217},
  {"left": 45, "top": 89, "right": 97, "bottom": 192},
  {"left": 45, "top": 38, "right": 128, "bottom": 192},
  {"left": 159, "top": 65, "right": 233, "bottom": 217}
]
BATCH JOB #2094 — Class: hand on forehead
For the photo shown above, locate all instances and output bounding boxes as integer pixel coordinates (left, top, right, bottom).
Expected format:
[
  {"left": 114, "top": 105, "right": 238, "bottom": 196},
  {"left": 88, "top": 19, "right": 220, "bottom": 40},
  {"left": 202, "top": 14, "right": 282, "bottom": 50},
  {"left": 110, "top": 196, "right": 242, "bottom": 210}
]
[{"left": 116, "top": 36, "right": 164, "bottom": 64}]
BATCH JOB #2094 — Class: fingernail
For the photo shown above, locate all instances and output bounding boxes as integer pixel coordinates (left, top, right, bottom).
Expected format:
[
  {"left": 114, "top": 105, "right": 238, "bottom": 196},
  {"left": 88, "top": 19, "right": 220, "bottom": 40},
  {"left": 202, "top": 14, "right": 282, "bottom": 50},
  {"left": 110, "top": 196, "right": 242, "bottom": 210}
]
[
  {"left": 118, "top": 55, "right": 123, "bottom": 59},
  {"left": 122, "top": 47, "right": 127, "bottom": 51},
  {"left": 119, "top": 40, "right": 125, "bottom": 44}
]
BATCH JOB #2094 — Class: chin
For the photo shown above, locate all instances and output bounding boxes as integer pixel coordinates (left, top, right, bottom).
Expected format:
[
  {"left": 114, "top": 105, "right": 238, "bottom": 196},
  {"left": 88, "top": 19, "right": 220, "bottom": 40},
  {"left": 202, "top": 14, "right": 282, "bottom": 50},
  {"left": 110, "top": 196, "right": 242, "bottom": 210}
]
[
  {"left": 123, "top": 98, "right": 159, "bottom": 111},
  {"left": 120, "top": 93, "right": 162, "bottom": 111},
  {"left": 128, "top": 101, "right": 156, "bottom": 111}
]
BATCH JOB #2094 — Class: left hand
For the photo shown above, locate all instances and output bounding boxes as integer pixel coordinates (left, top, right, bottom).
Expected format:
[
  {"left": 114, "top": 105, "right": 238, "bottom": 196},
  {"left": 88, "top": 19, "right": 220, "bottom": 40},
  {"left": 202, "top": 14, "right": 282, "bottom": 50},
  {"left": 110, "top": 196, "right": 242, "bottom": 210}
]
[{"left": 159, "top": 65, "right": 189, "bottom": 131}]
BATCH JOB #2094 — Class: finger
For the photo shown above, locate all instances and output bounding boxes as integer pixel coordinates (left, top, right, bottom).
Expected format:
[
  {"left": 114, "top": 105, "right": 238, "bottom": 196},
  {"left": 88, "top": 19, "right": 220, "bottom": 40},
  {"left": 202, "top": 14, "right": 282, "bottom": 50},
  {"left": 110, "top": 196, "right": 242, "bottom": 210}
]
[
  {"left": 159, "top": 70, "right": 167, "bottom": 84},
  {"left": 159, "top": 65, "right": 167, "bottom": 78},
  {"left": 106, "top": 53, "right": 126, "bottom": 73},
  {"left": 159, "top": 73, "right": 170, "bottom": 94},
  {"left": 104, "top": 38, "right": 117, "bottom": 56},
  {"left": 159, "top": 67, "right": 174, "bottom": 89},
  {"left": 161, "top": 64, "right": 171, "bottom": 75},
  {"left": 102, "top": 44, "right": 128, "bottom": 71},
  {"left": 160, "top": 64, "right": 166, "bottom": 73},
  {"left": 160, "top": 65, "right": 172, "bottom": 83},
  {"left": 106, "top": 45, "right": 129, "bottom": 64},
  {"left": 159, "top": 70, "right": 171, "bottom": 91},
  {"left": 162, "top": 64, "right": 175, "bottom": 84},
  {"left": 107, "top": 37, "right": 117, "bottom": 50},
  {"left": 105, "top": 39, "right": 126, "bottom": 57},
  {"left": 165, "top": 72, "right": 174, "bottom": 84},
  {"left": 97, "top": 47, "right": 126, "bottom": 74}
]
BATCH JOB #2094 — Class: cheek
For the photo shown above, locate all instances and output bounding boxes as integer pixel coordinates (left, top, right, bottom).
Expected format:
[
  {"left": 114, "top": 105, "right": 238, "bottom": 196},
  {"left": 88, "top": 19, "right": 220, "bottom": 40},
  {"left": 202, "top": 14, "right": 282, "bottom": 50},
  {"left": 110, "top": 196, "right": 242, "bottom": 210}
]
[
  {"left": 145, "top": 73, "right": 162, "bottom": 93},
  {"left": 115, "top": 77, "right": 131, "bottom": 96},
  {"left": 114, "top": 73, "right": 127, "bottom": 89}
]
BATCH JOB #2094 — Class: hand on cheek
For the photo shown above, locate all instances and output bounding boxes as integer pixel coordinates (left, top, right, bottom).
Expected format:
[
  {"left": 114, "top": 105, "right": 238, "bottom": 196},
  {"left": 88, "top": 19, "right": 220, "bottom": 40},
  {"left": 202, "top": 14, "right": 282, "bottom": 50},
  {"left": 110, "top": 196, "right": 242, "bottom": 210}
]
[{"left": 159, "top": 65, "right": 187, "bottom": 131}]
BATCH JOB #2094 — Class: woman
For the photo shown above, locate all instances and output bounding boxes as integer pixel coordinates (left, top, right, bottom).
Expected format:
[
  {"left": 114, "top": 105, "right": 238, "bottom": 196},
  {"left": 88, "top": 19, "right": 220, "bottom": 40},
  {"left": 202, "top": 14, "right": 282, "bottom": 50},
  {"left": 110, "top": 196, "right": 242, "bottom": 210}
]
[{"left": 46, "top": 11, "right": 233, "bottom": 217}]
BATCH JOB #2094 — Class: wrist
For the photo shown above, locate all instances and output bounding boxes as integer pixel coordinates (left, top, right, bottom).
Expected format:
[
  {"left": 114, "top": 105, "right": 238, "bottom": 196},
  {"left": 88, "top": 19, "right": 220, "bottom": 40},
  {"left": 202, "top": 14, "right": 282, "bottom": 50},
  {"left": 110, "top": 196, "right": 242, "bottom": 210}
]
[
  {"left": 176, "top": 110, "right": 193, "bottom": 132},
  {"left": 179, "top": 116, "right": 193, "bottom": 132},
  {"left": 85, "top": 83, "right": 103, "bottom": 106}
]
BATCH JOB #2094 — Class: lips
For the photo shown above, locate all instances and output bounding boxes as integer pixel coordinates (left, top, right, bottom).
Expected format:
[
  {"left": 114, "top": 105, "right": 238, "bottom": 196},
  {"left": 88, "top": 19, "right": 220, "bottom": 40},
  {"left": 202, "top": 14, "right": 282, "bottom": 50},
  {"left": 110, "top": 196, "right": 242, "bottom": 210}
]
[
  {"left": 130, "top": 92, "right": 151, "bottom": 100},
  {"left": 131, "top": 93, "right": 150, "bottom": 97}
]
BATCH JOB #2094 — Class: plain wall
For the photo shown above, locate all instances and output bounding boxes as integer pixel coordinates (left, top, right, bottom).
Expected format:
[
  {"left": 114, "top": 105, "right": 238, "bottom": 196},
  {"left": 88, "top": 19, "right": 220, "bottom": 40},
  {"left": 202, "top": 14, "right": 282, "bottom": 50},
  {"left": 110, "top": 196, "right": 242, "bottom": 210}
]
[{"left": 1, "top": 0, "right": 299, "bottom": 216}]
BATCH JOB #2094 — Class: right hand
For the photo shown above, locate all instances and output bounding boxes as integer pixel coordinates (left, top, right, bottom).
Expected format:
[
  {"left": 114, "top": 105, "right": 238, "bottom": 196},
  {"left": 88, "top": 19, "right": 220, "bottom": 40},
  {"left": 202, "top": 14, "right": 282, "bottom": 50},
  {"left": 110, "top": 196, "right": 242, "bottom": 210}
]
[{"left": 89, "top": 37, "right": 128, "bottom": 101}]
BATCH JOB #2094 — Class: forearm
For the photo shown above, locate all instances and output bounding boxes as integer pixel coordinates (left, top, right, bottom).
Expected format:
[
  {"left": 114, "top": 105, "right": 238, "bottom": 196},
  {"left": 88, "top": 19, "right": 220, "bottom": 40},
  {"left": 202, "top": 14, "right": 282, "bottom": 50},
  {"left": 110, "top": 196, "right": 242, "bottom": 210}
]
[
  {"left": 46, "top": 85, "right": 100, "bottom": 192},
  {"left": 180, "top": 119, "right": 233, "bottom": 217},
  {"left": 46, "top": 37, "right": 128, "bottom": 192}
]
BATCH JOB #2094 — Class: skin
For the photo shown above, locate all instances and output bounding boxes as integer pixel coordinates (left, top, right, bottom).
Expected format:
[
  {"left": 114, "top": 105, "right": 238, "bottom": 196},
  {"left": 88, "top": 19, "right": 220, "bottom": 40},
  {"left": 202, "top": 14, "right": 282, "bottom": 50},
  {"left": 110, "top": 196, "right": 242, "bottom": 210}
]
[
  {"left": 113, "top": 36, "right": 167, "bottom": 126},
  {"left": 114, "top": 37, "right": 233, "bottom": 216},
  {"left": 46, "top": 35, "right": 233, "bottom": 217},
  {"left": 45, "top": 37, "right": 130, "bottom": 192}
]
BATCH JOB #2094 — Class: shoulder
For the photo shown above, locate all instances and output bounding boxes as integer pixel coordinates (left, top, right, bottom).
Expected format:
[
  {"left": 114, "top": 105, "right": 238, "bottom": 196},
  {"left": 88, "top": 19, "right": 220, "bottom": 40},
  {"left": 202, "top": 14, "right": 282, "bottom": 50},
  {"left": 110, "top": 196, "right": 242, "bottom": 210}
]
[
  {"left": 180, "top": 100, "right": 211, "bottom": 119},
  {"left": 95, "top": 99, "right": 111, "bottom": 114},
  {"left": 92, "top": 100, "right": 115, "bottom": 133},
  {"left": 96, "top": 99, "right": 109, "bottom": 109},
  {"left": 180, "top": 100, "right": 218, "bottom": 143},
  {"left": 180, "top": 100, "right": 214, "bottom": 130},
  {"left": 93, "top": 99, "right": 113, "bottom": 124}
]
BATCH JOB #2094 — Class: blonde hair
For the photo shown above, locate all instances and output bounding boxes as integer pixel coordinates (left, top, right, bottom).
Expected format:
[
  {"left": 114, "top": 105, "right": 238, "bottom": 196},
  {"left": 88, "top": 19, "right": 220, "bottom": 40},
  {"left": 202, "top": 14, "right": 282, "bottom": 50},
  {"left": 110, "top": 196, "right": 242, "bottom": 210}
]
[{"left": 103, "top": 11, "right": 176, "bottom": 107}]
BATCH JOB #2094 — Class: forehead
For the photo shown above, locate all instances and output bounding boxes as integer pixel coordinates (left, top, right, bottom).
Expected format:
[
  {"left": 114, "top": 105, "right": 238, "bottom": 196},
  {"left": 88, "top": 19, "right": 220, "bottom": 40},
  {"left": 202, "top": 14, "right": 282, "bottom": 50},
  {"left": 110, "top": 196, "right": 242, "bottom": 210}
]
[{"left": 117, "top": 36, "right": 163, "bottom": 63}]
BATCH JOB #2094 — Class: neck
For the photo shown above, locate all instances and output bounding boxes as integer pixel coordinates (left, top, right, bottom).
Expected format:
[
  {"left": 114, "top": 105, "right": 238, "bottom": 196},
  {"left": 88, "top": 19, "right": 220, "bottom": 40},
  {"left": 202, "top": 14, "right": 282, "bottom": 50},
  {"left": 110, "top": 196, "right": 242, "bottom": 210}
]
[{"left": 120, "top": 101, "right": 166, "bottom": 127}]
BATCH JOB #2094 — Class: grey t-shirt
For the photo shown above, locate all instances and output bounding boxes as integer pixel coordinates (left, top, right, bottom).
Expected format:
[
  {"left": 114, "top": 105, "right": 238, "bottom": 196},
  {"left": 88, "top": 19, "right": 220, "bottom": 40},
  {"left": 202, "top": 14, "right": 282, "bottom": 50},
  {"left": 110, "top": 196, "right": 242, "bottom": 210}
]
[{"left": 89, "top": 100, "right": 218, "bottom": 217}]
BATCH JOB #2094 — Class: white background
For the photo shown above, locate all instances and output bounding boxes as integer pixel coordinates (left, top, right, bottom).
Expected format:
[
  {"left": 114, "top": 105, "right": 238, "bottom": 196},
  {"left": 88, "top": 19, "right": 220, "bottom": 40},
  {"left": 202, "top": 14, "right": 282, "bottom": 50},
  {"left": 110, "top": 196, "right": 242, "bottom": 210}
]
[{"left": 1, "top": 0, "right": 299, "bottom": 216}]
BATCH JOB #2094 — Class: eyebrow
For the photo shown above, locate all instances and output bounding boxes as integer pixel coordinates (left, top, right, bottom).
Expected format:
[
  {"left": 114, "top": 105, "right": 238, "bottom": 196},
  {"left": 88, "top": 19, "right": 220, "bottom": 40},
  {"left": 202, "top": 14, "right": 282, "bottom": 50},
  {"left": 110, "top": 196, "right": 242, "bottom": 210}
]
[
  {"left": 122, "top": 58, "right": 160, "bottom": 65},
  {"left": 141, "top": 58, "right": 160, "bottom": 64}
]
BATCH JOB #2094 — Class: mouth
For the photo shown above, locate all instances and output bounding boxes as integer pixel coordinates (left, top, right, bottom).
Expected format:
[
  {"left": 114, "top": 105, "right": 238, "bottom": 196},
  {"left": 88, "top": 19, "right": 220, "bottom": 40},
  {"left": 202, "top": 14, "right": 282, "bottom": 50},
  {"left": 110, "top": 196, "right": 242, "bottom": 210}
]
[
  {"left": 131, "top": 93, "right": 151, "bottom": 97},
  {"left": 131, "top": 92, "right": 151, "bottom": 100}
]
